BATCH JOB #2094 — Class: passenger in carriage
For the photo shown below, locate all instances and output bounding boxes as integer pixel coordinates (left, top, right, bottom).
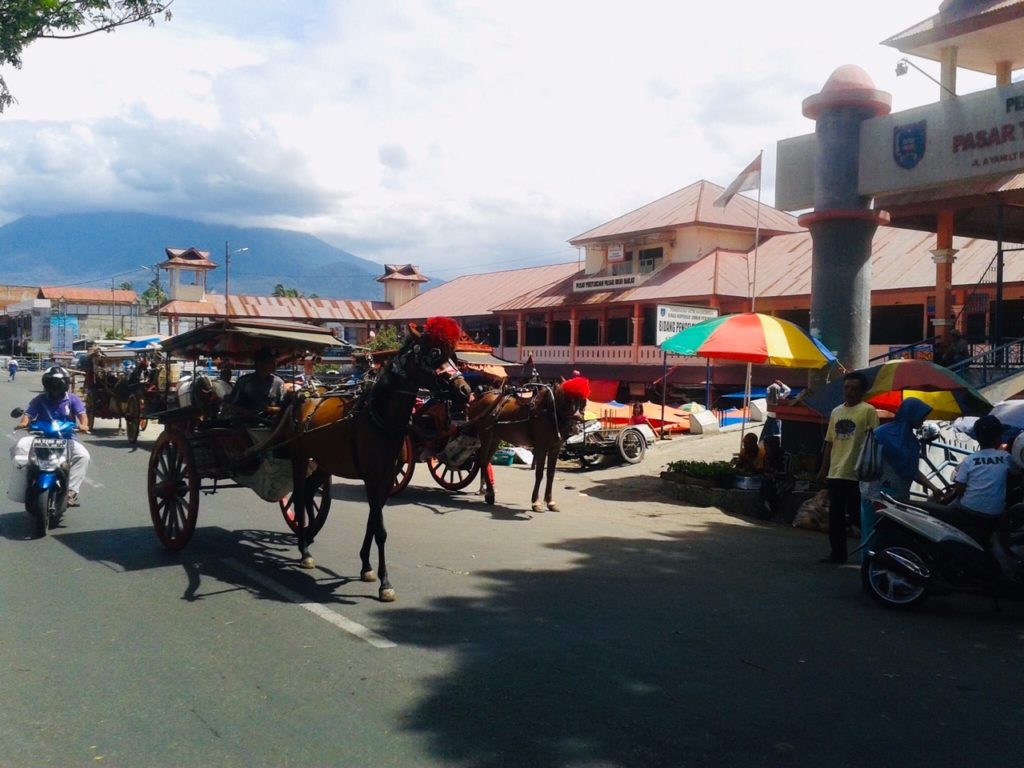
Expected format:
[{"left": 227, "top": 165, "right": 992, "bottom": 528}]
[{"left": 222, "top": 348, "right": 284, "bottom": 421}]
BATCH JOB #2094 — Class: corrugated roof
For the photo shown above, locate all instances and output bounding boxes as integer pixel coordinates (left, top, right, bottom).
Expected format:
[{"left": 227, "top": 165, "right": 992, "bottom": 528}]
[
  {"left": 569, "top": 180, "right": 803, "bottom": 245},
  {"left": 159, "top": 294, "right": 390, "bottom": 322},
  {"left": 749, "top": 226, "right": 1015, "bottom": 298},
  {"left": 387, "top": 262, "right": 581, "bottom": 321},
  {"left": 39, "top": 286, "right": 138, "bottom": 303}
]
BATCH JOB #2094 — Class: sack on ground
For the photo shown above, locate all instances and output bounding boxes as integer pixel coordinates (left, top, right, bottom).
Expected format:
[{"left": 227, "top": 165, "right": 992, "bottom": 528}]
[{"left": 792, "top": 490, "right": 830, "bottom": 531}]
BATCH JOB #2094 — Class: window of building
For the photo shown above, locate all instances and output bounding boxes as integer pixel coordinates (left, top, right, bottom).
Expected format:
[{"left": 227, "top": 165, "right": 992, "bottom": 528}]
[
  {"left": 607, "top": 316, "right": 629, "bottom": 345},
  {"left": 611, "top": 251, "right": 634, "bottom": 276},
  {"left": 578, "top": 318, "right": 599, "bottom": 346},
  {"left": 551, "top": 320, "right": 571, "bottom": 346},
  {"left": 638, "top": 247, "right": 663, "bottom": 274}
]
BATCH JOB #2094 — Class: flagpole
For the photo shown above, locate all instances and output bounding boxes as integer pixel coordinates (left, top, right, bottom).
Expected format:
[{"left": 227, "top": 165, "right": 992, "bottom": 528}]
[{"left": 740, "top": 149, "right": 763, "bottom": 449}]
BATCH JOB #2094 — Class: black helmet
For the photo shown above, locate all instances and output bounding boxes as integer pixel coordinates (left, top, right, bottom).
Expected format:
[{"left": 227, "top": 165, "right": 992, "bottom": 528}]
[{"left": 41, "top": 366, "right": 70, "bottom": 399}]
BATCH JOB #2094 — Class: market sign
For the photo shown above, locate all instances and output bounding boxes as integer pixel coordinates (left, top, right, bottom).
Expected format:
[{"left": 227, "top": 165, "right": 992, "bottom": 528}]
[
  {"left": 656, "top": 304, "right": 719, "bottom": 347},
  {"left": 572, "top": 273, "right": 648, "bottom": 293},
  {"left": 607, "top": 243, "right": 625, "bottom": 263},
  {"left": 774, "top": 80, "right": 1024, "bottom": 211},
  {"left": 27, "top": 341, "right": 51, "bottom": 355}
]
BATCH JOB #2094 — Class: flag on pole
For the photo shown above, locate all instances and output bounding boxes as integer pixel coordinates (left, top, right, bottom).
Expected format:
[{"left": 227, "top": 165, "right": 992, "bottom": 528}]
[{"left": 714, "top": 154, "right": 762, "bottom": 207}]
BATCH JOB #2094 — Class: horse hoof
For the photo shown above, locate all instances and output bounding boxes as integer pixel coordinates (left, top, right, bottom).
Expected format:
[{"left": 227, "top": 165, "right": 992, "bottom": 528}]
[
  {"left": 531, "top": 503, "right": 544, "bottom": 513},
  {"left": 547, "top": 502, "right": 559, "bottom": 511},
  {"left": 361, "top": 570, "right": 378, "bottom": 582},
  {"left": 485, "top": 493, "right": 495, "bottom": 506},
  {"left": 300, "top": 556, "right": 316, "bottom": 570},
  {"left": 379, "top": 587, "right": 397, "bottom": 602}
]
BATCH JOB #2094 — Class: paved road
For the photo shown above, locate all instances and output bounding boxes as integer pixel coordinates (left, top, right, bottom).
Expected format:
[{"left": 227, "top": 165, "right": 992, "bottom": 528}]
[{"left": 2, "top": 373, "right": 1024, "bottom": 767}]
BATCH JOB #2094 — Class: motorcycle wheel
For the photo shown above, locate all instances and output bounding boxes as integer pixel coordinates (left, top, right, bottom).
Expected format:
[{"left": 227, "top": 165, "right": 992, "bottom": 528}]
[
  {"left": 861, "top": 544, "right": 929, "bottom": 609},
  {"left": 27, "top": 488, "right": 48, "bottom": 539}
]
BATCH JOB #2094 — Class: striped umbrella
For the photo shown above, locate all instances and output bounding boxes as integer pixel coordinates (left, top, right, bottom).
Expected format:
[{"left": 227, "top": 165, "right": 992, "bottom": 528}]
[
  {"left": 661, "top": 312, "right": 835, "bottom": 369},
  {"left": 860, "top": 359, "right": 990, "bottom": 419}
]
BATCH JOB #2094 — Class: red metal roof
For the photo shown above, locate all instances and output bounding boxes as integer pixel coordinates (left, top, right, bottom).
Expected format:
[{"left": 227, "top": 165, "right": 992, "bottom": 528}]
[
  {"left": 386, "top": 262, "right": 581, "bottom": 321},
  {"left": 39, "top": 286, "right": 138, "bottom": 303},
  {"left": 159, "top": 294, "right": 390, "bottom": 322},
  {"left": 569, "top": 180, "right": 803, "bottom": 245}
]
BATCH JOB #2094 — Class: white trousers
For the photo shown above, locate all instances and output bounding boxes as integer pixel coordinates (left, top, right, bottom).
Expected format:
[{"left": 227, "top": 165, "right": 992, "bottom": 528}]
[{"left": 13, "top": 435, "right": 91, "bottom": 494}]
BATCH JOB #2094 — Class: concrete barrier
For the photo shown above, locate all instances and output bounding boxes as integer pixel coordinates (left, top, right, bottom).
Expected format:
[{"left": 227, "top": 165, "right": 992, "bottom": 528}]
[{"left": 688, "top": 410, "right": 719, "bottom": 435}]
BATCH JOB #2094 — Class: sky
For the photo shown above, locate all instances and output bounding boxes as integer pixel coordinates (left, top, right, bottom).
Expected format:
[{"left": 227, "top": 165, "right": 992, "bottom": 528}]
[{"left": 0, "top": 0, "right": 999, "bottom": 281}]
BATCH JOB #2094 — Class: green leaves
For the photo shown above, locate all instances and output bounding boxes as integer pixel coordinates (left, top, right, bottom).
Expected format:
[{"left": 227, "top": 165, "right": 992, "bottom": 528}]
[{"left": 0, "top": 1, "right": 173, "bottom": 112}]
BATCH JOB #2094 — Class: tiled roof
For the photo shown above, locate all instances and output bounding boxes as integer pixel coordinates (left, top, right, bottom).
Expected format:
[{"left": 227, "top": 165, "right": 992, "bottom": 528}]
[
  {"left": 386, "top": 262, "right": 581, "bottom": 321},
  {"left": 39, "top": 286, "right": 138, "bottom": 303},
  {"left": 159, "top": 294, "right": 390, "bottom": 322},
  {"left": 569, "top": 180, "right": 803, "bottom": 245}
]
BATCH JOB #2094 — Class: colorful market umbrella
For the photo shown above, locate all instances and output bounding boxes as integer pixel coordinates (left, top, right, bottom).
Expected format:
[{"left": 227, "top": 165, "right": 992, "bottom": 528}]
[
  {"left": 860, "top": 359, "right": 991, "bottom": 420},
  {"left": 661, "top": 312, "right": 836, "bottom": 369}
]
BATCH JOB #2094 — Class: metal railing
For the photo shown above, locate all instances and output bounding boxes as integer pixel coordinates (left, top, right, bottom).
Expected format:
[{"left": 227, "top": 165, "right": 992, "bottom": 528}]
[
  {"left": 949, "top": 335, "right": 1024, "bottom": 388},
  {"left": 869, "top": 337, "right": 938, "bottom": 363}
]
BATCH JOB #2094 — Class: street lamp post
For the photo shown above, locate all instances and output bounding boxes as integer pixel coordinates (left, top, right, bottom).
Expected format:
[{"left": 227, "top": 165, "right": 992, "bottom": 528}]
[
  {"left": 224, "top": 242, "right": 249, "bottom": 320},
  {"left": 140, "top": 264, "right": 162, "bottom": 334}
]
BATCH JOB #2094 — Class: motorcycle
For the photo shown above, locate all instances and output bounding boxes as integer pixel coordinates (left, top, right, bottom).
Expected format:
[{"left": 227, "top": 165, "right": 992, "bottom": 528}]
[
  {"left": 9, "top": 407, "right": 75, "bottom": 538},
  {"left": 862, "top": 493, "right": 1024, "bottom": 610}
]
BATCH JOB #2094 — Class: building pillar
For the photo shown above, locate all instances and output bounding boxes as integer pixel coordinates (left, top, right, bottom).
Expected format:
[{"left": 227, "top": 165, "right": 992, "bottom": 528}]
[
  {"left": 498, "top": 318, "right": 506, "bottom": 350},
  {"left": 932, "top": 209, "right": 958, "bottom": 341},
  {"left": 800, "top": 65, "right": 891, "bottom": 389},
  {"left": 598, "top": 307, "right": 607, "bottom": 345},
  {"left": 940, "top": 46, "right": 957, "bottom": 101},
  {"left": 515, "top": 312, "right": 525, "bottom": 364},
  {"left": 631, "top": 303, "right": 643, "bottom": 364},
  {"left": 568, "top": 307, "right": 578, "bottom": 364},
  {"left": 545, "top": 311, "right": 553, "bottom": 346},
  {"left": 996, "top": 60, "right": 1013, "bottom": 87}
]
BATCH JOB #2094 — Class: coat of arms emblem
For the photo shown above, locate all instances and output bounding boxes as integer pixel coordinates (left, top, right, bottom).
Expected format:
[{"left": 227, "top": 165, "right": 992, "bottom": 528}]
[{"left": 893, "top": 120, "right": 927, "bottom": 170}]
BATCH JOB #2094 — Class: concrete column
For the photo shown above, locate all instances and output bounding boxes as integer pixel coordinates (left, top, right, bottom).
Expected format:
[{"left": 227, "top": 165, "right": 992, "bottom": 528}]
[
  {"left": 545, "top": 311, "right": 553, "bottom": 345},
  {"left": 598, "top": 307, "right": 607, "bottom": 346},
  {"left": 498, "top": 318, "right": 506, "bottom": 350},
  {"left": 800, "top": 66, "right": 891, "bottom": 388},
  {"left": 569, "top": 307, "right": 577, "bottom": 364},
  {"left": 940, "top": 46, "right": 957, "bottom": 101},
  {"left": 932, "top": 210, "right": 957, "bottom": 341},
  {"left": 996, "top": 61, "right": 1013, "bottom": 87},
  {"left": 515, "top": 312, "right": 525, "bottom": 363},
  {"left": 631, "top": 303, "right": 643, "bottom": 364}
]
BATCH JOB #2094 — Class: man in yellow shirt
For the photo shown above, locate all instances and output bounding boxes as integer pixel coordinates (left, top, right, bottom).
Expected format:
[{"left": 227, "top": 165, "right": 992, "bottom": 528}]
[{"left": 816, "top": 372, "right": 879, "bottom": 563}]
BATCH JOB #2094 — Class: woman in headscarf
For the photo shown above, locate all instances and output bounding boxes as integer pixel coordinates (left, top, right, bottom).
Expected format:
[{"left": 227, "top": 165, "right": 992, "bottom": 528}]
[{"left": 859, "top": 397, "right": 944, "bottom": 556}]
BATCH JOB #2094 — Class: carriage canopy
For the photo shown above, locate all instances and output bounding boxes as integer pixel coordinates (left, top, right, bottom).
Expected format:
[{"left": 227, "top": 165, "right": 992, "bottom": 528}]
[{"left": 160, "top": 318, "right": 344, "bottom": 364}]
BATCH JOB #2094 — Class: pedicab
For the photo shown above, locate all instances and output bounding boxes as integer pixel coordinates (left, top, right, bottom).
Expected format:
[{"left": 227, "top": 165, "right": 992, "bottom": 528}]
[{"left": 145, "top": 318, "right": 342, "bottom": 551}]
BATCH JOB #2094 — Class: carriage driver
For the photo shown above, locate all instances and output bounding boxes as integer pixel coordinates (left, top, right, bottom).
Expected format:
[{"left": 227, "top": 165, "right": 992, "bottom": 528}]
[
  {"left": 222, "top": 348, "right": 285, "bottom": 420},
  {"left": 14, "top": 366, "right": 90, "bottom": 507}
]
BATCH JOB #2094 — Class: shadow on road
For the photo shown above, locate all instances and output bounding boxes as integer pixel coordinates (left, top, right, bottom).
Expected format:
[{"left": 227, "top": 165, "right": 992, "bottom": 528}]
[
  {"left": 372, "top": 520, "right": 1024, "bottom": 768},
  {"left": 51, "top": 524, "right": 378, "bottom": 606}
]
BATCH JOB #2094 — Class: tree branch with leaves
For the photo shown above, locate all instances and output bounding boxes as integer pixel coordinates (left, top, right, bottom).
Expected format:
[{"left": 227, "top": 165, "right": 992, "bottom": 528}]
[{"left": 0, "top": 1, "right": 174, "bottom": 112}]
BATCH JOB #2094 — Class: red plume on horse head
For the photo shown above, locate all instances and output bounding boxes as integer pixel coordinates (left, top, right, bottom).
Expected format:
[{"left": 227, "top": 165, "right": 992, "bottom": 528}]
[
  {"left": 561, "top": 376, "right": 591, "bottom": 400},
  {"left": 423, "top": 316, "right": 463, "bottom": 349}
]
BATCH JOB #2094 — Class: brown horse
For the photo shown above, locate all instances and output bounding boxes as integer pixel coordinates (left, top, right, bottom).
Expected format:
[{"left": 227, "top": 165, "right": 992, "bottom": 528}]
[
  {"left": 287, "top": 319, "right": 471, "bottom": 601},
  {"left": 468, "top": 378, "right": 589, "bottom": 512}
]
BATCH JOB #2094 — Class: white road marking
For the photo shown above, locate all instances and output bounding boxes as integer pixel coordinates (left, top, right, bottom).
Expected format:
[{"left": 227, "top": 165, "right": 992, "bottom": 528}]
[
  {"left": 223, "top": 558, "right": 397, "bottom": 649},
  {"left": 82, "top": 477, "right": 104, "bottom": 489}
]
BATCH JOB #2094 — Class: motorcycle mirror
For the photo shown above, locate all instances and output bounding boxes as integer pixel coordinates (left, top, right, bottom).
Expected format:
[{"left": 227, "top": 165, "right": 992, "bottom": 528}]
[{"left": 10, "top": 407, "right": 23, "bottom": 418}]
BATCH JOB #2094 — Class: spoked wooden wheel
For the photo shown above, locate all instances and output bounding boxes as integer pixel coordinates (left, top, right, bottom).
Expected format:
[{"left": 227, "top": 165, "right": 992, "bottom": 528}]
[
  {"left": 125, "top": 394, "right": 141, "bottom": 444},
  {"left": 279, "top": 470, "right": 332, "bottom": 539},
  {"left": 148, "top": 430, "right": 200, "bottom": 551},
  {"left": 389, "top": 436, "right": 415, "bottom": 497},
  {"left": 427, "top": 453, "right": 481, "bottom": 491},
  {"left": 84, "top": 393, "right": 96, "bottom": 433}
]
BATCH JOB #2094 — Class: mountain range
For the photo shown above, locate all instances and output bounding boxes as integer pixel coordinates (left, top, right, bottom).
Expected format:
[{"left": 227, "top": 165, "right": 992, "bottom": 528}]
[{"left": 0, "top": 212, "right": 387, "bottom": 300}]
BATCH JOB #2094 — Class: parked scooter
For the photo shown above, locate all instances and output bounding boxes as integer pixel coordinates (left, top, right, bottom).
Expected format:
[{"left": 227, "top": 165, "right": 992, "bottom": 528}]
[
  {"left": 862, "top": 493, "right": 1024, "bottom": 609},
  {"left": 8, "top": 407, "right": 75, "bottom": 538}
]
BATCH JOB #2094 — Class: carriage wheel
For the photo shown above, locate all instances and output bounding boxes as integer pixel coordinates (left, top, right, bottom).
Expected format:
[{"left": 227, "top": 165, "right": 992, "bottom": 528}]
[
  {"left": 84, "top": 393, "right": 96, "bottom": 433},
  {"left": 427, "top": 453, "right": 481, "bottom": 491},
  {"left": 389, "top": 436, "right": 415, "bottom": 497},
  {"left": 148, "top": 430, "right": 200, "bottom": 551},
  {"left": 125, "top": 394, "right": 141, "bottom": 444},
  {"left": 279, "top": 471, "right": 332, "bottom": 538}
]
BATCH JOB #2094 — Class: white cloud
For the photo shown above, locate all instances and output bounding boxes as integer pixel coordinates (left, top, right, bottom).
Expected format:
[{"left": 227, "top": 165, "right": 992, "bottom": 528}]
[{"left": 0, "top": 0, "right": 1003, "bottom": 279}]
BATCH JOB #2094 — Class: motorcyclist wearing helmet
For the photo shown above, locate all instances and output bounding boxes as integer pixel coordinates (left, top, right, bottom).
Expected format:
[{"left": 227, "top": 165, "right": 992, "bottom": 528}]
[{"left": 14, "top": 366, "right": 91, "bottom": 506}]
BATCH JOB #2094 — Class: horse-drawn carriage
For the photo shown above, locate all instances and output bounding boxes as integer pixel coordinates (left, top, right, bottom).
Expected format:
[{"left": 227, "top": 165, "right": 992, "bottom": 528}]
[
  {"left": 146, "top": 316, "right": 472, "bottom": 601},
  {"left": 145, "top": 318, "right": 341, "bottom": 552},
  {"left": 80, "top": 346, "right": 158, "bottom": 444}
]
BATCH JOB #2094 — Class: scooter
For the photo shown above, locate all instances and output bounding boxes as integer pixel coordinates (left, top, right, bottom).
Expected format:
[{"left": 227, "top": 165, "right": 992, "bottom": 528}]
[
  {"left": 9, "top": 407, "right": 75, "bottom": 538},
  {"left": 862, "top": 493, "right": 1024, "bottom": 610}
]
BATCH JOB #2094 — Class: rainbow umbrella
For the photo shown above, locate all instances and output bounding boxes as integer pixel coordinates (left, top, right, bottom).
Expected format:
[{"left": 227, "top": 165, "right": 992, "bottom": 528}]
[
  {"left": 860, "top": 359, "right": 990, "bottom": 420},
  {"left": 661, "top": 312, "right": 836, "bottom": 369}
]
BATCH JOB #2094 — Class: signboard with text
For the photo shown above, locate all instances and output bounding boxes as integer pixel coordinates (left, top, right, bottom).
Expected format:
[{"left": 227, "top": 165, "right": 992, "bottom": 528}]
[
  {"left": 607, "top": 244, "right": 625, "bottom": 263},
  {"left": 27, "top": 341, "right": 51, "bottom": 355},
  {"left": 573, "top": 274, "right": 647, "bottom": 293},
  {"left": 656, "top": 304, "right": 719, "bottom": 347},
  {"left": 774, "top": 80, "right": 1024, "bottom": 211}
]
